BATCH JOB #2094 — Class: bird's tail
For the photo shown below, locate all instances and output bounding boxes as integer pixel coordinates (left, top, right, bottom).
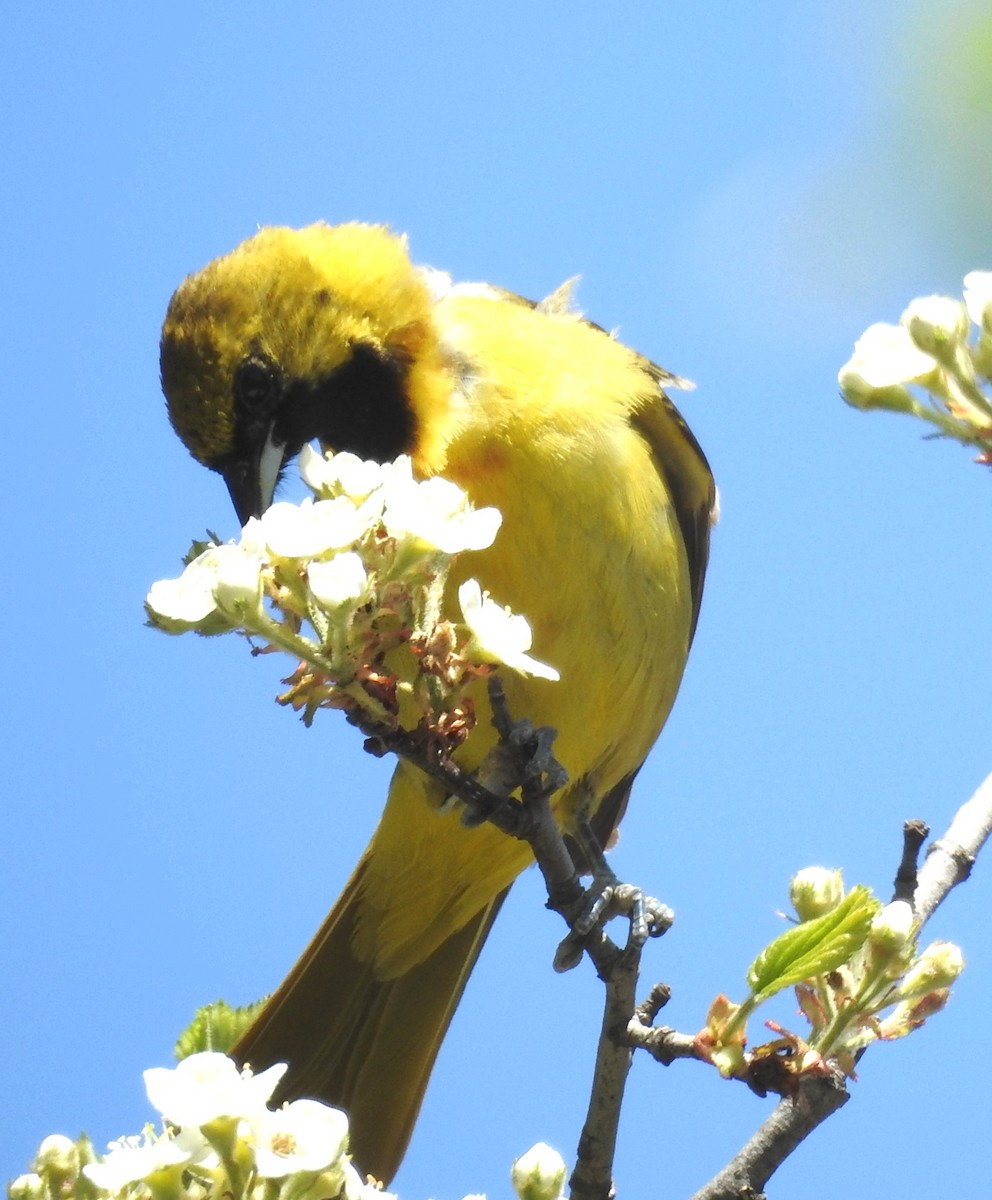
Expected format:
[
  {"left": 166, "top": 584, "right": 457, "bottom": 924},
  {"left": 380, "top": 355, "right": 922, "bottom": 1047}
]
[{"left": 233, "top": 847, "right": 507, "bottom": 1184}]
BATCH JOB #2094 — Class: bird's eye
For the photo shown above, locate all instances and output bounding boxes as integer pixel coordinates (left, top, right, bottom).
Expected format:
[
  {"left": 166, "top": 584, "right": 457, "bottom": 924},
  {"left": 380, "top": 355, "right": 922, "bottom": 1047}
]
[{"left": 235, "top": 354, "right": 280, "bottom": 413}]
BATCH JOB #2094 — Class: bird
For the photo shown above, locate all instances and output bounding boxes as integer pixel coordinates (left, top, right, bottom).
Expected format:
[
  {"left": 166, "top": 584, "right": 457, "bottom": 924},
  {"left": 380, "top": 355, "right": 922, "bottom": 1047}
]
[{"left": 159, "top": 221, "right": 716, "bottom": 1183}]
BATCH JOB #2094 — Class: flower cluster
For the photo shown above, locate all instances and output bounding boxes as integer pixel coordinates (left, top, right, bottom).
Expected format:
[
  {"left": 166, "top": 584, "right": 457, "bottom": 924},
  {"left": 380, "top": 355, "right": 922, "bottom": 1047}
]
[
  {"left": 8, "top": 1051, "right": 566, "bottom": 1200},
  {"left": 699, "top": 867, "right": 964, "bottom": 1088},
  {"left": 839, "top": 272, "right": 992, "bottom": 460},
  {"left": 8, "top": 1052, "right": 384, "bottom": 1200},
  {"left": 146, "top": 447, "right": 558, "bottom": 749}
]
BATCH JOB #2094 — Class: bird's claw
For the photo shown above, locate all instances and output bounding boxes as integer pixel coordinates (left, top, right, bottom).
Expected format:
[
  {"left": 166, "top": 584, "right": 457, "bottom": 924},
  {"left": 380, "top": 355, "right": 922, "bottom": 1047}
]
[
  {"left": 554, "top": 874, "right": 674, "bottom": 971},
  {"left": 463, "top": 684, "right": 568, "bottom": 828}
]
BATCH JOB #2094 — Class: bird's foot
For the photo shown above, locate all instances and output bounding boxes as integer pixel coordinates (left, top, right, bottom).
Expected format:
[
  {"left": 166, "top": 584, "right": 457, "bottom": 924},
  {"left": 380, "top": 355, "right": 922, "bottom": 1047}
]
[
  {"left": 461, "top": 678, "right": 568, "bottom": 829},
  {"left": 554, "top": 869, "right": 674, "bottom": 971}
]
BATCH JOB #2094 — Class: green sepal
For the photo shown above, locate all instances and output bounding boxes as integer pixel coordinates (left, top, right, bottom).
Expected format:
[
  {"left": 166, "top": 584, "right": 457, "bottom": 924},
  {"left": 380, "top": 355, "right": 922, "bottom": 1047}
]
[
  {"left": 183, "top": 532, "right": 224, "bottom": 567},
  {"left": 747, "top": 885, "right": 880, "bottom": 1003},
  {"left": 144, "top": 606, "right": 236, "bottom": 637}
]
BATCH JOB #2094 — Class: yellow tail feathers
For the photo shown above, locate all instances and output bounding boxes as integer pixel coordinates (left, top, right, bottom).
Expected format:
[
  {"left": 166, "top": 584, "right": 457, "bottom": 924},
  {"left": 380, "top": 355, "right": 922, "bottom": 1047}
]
[{"left": 233, "top": 829, "right": 507, "bottom": 1183}]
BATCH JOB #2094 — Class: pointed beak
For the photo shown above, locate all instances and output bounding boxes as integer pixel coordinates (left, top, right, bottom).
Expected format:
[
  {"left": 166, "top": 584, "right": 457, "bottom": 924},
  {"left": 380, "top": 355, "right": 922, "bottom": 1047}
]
[
  {"left": 220, "top": 429, "right": 287, "bottom": 526},
  {"left": 222, "top": 459, "right": 265, "bottom": 526}
]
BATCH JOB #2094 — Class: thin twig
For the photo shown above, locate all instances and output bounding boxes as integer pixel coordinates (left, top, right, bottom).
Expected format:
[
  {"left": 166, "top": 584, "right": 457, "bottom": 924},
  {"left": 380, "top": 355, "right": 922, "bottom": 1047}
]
[
  {"left": 626, "top": 986, "right": 701, "bottom": 1065},
  {"left": 892, "top": 819, "right": 929, "bottom": 903}
]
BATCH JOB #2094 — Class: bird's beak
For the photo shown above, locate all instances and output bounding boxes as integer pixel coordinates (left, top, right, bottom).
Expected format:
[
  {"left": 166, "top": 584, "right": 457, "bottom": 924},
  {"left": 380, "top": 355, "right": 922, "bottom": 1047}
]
[{"left": 222, "top": 427, "right": 287, "bottom": 526}]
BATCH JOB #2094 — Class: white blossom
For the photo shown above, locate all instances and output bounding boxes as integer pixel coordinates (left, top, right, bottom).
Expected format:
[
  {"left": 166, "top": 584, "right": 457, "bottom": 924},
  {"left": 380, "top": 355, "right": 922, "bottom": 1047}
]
[
  {"left": 209, "top": 544, "right": 264, "bottom": 615},
  {"left": 83, "top": 1133, "right": 190, "bottom": 1192},
  {"left": 146, "top": 557, "right": 221, "bottom": 625},
  {"left": 308, "top": 553, "right": 370, "bottom": 611},
  {"left": 143, "top": 1052, "right": 287, "bottom": 1128},
  {"left": 300, "top": 444, "right": 388, "bottom": 502},
  {"left": 251, "top": 1099, "right": 349, "bottom": 1178},
  {"left": 838, "top": 322, "right": 938, "bottom": 397},
  {"left": 260, "top": 497, "right": 367, "bottom": 559},
  {"left": 384, "top": 476, "right": 502, "bottom": 554},
  {"left": 339, "top": 1160, "right": 399, "bottom": 1200},
  {"left": 458, "top": 580, "right": 559, "bottom": 680}
]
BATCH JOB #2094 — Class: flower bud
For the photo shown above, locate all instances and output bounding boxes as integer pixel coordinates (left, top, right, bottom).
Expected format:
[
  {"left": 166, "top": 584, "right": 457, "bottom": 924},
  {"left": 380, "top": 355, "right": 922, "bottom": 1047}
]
[
  {"left": 7, "top": 1174, "right": 44, "bottom": 1200},
  {"left": 511, "top": 1142, "right": 567, "bottom": 1200},
  {"left": 879, "top": 988, "right": 951, "bottom": 1038},
  {"left": 790, "top": 867, "right": 844, "bottom": 921},
  {"left": 868, "top": 900, "right": 915, "bottom": 967},
  {"left": 898, "top": 940, "right": 964, "bottom": 1000},
  {"left": 901, "top": 295, "right": 969, "bottom": 359},
  {"left": 308, "top": 553, "right": 370, "bottom": 612},
  {"left": 34, "top": 1135, "right": 79, "bottom": 1183}
]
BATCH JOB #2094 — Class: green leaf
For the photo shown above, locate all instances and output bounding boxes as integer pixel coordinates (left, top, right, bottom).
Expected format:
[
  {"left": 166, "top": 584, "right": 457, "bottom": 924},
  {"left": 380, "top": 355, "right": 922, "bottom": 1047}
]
[
  {"left": 747, "top": 885, "right": 880, "bottom": 1003},
  {"left": 174, "top": 997, "right": 268, "bottom": 1059}
]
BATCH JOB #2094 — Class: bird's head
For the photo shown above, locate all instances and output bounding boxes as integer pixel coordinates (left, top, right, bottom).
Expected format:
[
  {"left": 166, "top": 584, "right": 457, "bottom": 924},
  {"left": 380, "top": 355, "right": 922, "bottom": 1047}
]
[{"left": 160, "top": 222, "right": 453, "bottom": 523}]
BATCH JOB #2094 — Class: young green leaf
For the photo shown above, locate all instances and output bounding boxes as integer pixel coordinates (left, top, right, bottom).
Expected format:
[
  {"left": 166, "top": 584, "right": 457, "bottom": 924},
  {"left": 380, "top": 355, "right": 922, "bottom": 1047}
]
[{"left": 747, "top": 885, "right": 880, "bottom": 1003}]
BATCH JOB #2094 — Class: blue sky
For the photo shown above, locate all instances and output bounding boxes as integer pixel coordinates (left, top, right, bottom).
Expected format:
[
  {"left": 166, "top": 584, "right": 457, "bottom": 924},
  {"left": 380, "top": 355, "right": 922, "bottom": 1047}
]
[{"left": 4, "top": 4, "right": 991, "bottom": 1197}]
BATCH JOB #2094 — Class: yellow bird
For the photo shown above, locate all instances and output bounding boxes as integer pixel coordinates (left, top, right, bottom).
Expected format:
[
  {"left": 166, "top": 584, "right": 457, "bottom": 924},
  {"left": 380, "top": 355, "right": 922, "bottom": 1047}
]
[{"left": 160, "top": 222, "right": 715, "bottom": 1183}]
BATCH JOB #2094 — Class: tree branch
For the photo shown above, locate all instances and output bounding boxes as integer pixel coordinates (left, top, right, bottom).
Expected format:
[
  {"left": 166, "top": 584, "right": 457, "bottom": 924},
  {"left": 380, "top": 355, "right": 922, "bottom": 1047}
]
[
  {"left": 686, "top": 771, "right": 992, "bottom": 1200},
  {"left": 688, "top": 1073, "right": 849, "bottom": 1200},
  {"left": 913, "top": 770, "right": 992, "bottom": 922}
]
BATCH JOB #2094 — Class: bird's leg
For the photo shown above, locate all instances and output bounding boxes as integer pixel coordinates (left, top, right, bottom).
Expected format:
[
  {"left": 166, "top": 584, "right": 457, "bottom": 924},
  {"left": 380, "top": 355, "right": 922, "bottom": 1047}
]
[
  {"left": 463, "top": 676, "right": 569, "bottom": 831},
  {"left": 460, "top": 678, "right": 673, "bottom": 972},
  {"left": 554, "top": 811, "right": 674, "bottom": 973}
]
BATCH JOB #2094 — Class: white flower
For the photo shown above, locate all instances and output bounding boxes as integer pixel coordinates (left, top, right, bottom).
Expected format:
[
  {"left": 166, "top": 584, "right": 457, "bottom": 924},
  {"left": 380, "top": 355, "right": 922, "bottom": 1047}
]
[
  {"left": 384, "top": 476, "right": 502, "bottom": 554},
  {"left": 143, "top": 1052, "right": 287, "bottom": 1128},
  {"left": 83, "top": 1133, "right": 190, "bottom": 1192},
  {"left": 511, "top": 1142, "right": 567, "bottom": 1200},
  {"left": 964, "top": 270, "right": 992, "bottom": 330},
  {"left": 458, "top": 580, "right": 559, "bottom": 680},
  {"left": 300, "top": 444, "right": 388, "bottom": 502},
  {"left": 238, "top": 515, "right": 268, "bottom": 557},
  {"left": 260, "top": 497, "right": 367, "bottom": 560},
  {"left": 209, "top": 544, "right": 264, "bottom": 615},
  {"left": 251, "top": 1099, "right": 349, "bottom": 1178},
  {"left": 146, "top": 557, "right": 221, "bottom": 625},
  {"left": 900, "top": 295, "right": 969, "bottom": 357},
  {"left": 838, "top": 322, "right": 938, "bottom": 397},
  {"left": 339, "top": 1160, "right": 399, "bottom": 1200},
  {"left": 308, "top": 553, "right": 370, "bottom": 611},
  {"left": 147, "top": 544, "right": 266, "bottom": 629}
]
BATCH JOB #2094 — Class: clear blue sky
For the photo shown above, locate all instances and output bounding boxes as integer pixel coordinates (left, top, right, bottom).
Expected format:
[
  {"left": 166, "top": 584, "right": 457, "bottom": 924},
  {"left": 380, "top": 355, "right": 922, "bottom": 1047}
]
[{"left": 4, "top": 4, "right": 991, "bottom": 1198}]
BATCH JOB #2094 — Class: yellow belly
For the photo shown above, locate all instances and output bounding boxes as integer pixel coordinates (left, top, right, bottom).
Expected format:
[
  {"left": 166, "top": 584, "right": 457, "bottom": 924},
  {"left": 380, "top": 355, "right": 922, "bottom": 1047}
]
[{"left": 352, "top": 291, "right": 693, "bottom": 977}]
